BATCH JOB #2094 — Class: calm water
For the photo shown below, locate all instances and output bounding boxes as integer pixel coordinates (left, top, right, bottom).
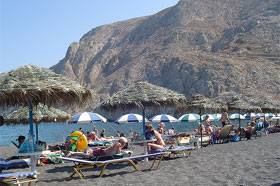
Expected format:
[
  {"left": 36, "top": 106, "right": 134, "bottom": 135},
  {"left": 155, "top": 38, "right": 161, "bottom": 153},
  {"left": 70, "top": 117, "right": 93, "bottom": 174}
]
[{"left": 0, "top": 120, "right": 250, "bottom": 146}]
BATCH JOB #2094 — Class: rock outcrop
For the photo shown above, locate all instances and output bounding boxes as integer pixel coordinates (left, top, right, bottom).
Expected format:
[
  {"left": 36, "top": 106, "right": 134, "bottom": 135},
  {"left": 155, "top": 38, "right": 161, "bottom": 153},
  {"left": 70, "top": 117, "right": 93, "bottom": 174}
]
[{"left": 50, "top": 0, "right": 280, "bottom": 112}]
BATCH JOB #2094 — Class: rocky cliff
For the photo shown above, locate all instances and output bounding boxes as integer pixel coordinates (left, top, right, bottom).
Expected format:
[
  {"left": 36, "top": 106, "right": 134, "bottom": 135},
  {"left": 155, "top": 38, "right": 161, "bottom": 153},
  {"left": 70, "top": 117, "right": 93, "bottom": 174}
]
[{"left": 50, "top": 0, "right": 280, "bottom": 112}]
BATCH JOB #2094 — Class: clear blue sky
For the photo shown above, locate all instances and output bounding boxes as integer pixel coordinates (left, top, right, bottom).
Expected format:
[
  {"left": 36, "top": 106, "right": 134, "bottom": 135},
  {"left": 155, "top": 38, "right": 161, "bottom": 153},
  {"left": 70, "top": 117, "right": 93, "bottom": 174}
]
[{"left": 0, "top": 0, "right": 179, "bottom": 73}]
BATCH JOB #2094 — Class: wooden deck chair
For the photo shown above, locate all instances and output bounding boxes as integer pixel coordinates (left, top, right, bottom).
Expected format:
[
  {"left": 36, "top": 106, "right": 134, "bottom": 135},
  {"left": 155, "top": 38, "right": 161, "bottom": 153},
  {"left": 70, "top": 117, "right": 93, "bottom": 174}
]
[
  {"left": 56, "top": 152, "right": 169, "bottom": 179},
  {"left": 0, "top": 159, "right": 37, "bottom": 186},
  {"left": 217, "top": 125, "right": 233, "bottom": 143}
]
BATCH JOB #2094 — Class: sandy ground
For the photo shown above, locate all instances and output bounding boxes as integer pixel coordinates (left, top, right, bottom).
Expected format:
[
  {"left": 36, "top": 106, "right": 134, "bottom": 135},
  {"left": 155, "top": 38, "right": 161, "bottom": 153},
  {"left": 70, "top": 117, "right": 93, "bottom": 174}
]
[{"left": 1, "top": 133, "right": 280, "bottom": 186}]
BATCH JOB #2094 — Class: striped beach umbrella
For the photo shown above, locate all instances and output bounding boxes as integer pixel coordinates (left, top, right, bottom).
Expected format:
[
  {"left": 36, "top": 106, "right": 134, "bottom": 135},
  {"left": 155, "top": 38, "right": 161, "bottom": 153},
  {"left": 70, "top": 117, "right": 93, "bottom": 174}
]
[
  {"left": 178, "top": 113, "right": 201, "bottom": 122},
  {"left": 115, "top": 113, "right": 148, "bottom": 124},
  {"left": 229, "top": 113, "right": 245, "bottom": 120},
  {"left": 271, "top": 116, "right": 280, "bottom": 120},
  {"left": 214, "top": 113, "right": 222, "bottom": 120},
  {"left": 264, "top": 113, "right": 274, "bottom": 118},
  {"left": 202, "top": 114, "right": 219, "bottom": 121},
  {"left": 149, "top": 114, "right": 178, "bottom": 122},
  {"left": 70, "top": 112, "right": 107, "bottom": 123},
  {"left": 243, "top": 113, "right": 259, "bottom": 119}
]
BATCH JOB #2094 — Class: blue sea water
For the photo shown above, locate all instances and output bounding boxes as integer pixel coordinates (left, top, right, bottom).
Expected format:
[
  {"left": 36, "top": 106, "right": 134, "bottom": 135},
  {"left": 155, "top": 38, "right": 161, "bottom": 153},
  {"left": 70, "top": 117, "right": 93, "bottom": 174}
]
[{"left": 0, "top": 120, "right": 250, "bottom": 146}]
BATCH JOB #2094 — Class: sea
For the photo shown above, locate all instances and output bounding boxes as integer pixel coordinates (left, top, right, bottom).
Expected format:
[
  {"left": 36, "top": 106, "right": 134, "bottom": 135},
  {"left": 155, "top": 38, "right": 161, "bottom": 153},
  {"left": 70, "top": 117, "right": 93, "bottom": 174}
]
[{"left": 0, "top": 120, "right": 250, "bottom": 146}]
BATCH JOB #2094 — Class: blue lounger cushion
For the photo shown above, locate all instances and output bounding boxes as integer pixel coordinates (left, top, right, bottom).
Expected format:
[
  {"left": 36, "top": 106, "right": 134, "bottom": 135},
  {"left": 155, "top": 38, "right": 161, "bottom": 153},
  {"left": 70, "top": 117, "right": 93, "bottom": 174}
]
[
  {"left": 0, "top": 171, "right": 36, "bottom": 179},
  {"left": 0, "top": 158, "right": 31, "bottom": 169}
]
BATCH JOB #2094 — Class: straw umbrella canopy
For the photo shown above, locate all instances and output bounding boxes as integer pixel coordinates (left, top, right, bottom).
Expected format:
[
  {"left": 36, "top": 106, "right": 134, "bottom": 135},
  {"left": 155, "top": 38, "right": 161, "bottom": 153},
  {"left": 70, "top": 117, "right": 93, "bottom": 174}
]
[
  {"left": 255, "top": 100, "right": 280, "bottom": 113},
  {"left": 0, "top": 65, "right": 93, "bottom": 108},
  {"left": 184, "top": 94, "right": 227, "bottom": 147},
  {"left": 5, "top": 104, "right": 71, "bottom": 124},
  {"left": 100, "top": 81, "right": 187, "bottom": 135},
  {"left": 0, "top": 65, "right": 93, "bottom": 150},
  {"left": 227, "top": 97, "right": 261, "bottom": 126}
]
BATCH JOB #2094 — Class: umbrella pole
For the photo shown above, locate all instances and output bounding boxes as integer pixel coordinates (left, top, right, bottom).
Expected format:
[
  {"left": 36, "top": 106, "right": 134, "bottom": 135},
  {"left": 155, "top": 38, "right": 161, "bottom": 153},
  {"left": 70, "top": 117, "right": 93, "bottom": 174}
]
[
  {"left": 239, "top": 110, "right": 241, "bottom": 128},
  {"left": 142, "top": 107, "right": 146, "bottom": 136},
  {"left": 28, "top": 98, "right": 35, "bottom": 152},
  {"left": 200, "top": 109, "right": 202, "bottom": 148},
  {"left": 36, "top": 124, "right": 39, "bottom": 145}
]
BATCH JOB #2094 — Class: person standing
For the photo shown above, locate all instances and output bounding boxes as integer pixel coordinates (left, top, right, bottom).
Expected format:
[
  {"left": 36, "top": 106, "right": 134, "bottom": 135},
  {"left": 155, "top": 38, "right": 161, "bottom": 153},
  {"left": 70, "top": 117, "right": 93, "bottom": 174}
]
[
  {"left": 100, "top": 129, "right": 106, "bottom": 138},
  {"left": 93, "top": 126, "right": 98, "bottom": 136},
  {"left": 221, "top": 110, "right": 230, "bottom": 127}
]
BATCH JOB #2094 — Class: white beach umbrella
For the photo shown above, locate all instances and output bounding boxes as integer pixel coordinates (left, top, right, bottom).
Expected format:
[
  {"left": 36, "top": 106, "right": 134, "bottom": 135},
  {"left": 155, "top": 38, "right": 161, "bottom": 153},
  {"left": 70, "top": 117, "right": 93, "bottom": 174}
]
[
  {"left": 70, "top": 112, "right": 107, "bottom": 123},
  {"left": 271, "top": 116, "right": 280, "bottom": 120},
  {"left": 243, "top": 113, "right": 259, "bottom": 120},
  {"left": 115, "top": 113, "right": 148, "bottom": 124},
  {"left": 229, "top": 113, "right": 245, "bottom": 120},
  {"left": 202, "top": 114, "right": 219, "bottom": 121},
  {"left": 213, "top": 113, "right": 221, "bottom": 120},
  {"left": 178, "top": 113, "right": 201, "bottom": 122},
  {"left": 149, "top": 114, "right": 178, "bottom": 122}
]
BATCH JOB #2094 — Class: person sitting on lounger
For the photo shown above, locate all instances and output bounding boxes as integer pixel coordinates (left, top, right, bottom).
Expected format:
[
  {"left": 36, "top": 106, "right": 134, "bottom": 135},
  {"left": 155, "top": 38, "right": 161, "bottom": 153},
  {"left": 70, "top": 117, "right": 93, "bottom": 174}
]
[
  {"left": 204, "top": 115, "right": 213, "bottom": 135},
  {"left": 11, "top": 135, "right": 25, "bottom": 149},
  {"left": 145, "top": 123, "right": 165, "bottom": 153},
  {"left": 196, "top": 124, "right": 207, "bottom": 135},
  {"left": 66, "top": 137, "right": 128, "bottom": 157}
]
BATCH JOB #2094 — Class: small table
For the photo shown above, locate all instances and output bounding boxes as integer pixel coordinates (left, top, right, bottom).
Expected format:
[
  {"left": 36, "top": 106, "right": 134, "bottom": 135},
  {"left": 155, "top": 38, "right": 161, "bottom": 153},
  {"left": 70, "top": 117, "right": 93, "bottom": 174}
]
[{"left": 134, "top": 139, "right": 156, "bottom": 161}]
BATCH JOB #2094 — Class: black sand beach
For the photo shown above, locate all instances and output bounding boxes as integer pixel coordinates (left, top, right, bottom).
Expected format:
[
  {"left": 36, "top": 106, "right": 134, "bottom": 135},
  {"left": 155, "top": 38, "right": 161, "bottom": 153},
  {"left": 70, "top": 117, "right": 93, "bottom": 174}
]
[{"left": 1, "top": 133, "right": 280, "bottom": 186}]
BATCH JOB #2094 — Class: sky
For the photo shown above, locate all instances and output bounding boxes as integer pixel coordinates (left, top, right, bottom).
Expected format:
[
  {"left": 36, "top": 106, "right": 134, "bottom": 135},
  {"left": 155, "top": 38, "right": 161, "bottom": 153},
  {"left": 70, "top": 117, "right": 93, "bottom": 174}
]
[{"left": 0, "top": 0, "right": 179, "bottom": 73}]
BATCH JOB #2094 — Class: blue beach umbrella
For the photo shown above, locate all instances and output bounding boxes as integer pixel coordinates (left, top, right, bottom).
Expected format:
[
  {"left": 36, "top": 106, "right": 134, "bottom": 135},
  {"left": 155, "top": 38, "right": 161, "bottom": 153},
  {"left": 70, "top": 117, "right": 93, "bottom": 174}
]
[
  {"left": 244, "top": 113, "right": 260, "bottom": 120},
  {"left": 149, "top": 114, "right": 178, "bottom": 122},
  {"left": 115, "top": 113, "right": 148, "bottom": 124},
  {"left": 229, "top": 113, "right": 245, "bottom": 120},
  {"left": 70, "top": 112, "right": 107, "bottom": 123},
  {"left": 178, "top": 113, "right": 201, "bottom": 122}
]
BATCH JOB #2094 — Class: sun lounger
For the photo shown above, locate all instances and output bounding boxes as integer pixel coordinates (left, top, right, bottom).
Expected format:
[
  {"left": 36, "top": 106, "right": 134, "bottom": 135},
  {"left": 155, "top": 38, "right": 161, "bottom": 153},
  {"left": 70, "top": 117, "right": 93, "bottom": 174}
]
[
  {"left": 151, "top": 146, "right": 194, "bottom": 158},
  {"left": 56, "top": 152, "right": 169, "bottom": 179},
  {"left": 0, "top": 158, "right": 37, "bottom": 186},
  {"left": 77, "top": 151, "right": 133, "bottom": 161}
]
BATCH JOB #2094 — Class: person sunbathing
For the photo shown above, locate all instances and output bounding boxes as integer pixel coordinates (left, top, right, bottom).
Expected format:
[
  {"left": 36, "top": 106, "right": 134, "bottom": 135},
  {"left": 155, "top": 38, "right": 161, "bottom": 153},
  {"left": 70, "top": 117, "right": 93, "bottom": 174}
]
[
  {"left": 87, "top": 132, "right": 118, "bottom": 143},
  {"left": 47, "top": 137, "right": 72, "bottom": 152},
  {"left": 67, "top": 137, "right": 128, "bottom": 157},
  {"left": 145, "top": 123, "right": 165, "bottom": 153}
]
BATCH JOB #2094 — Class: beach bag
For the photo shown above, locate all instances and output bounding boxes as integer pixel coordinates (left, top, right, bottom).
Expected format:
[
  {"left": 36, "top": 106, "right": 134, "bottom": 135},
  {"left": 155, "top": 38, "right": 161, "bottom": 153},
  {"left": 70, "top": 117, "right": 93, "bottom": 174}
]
[{"left": 233, "top": 135, "right": 239, "bottom": 142}]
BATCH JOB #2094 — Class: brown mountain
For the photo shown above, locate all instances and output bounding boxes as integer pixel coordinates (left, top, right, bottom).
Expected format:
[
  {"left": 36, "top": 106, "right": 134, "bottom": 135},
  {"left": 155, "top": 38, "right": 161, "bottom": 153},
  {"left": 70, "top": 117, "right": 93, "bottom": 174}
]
[{"left": 50, "top": 0, "right": 280, "bottom": 111}]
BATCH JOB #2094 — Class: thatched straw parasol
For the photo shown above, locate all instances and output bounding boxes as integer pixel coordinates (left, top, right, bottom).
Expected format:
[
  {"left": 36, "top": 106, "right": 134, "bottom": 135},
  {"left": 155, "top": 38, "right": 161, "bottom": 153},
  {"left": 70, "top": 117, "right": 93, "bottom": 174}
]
[
  {"left": 227, "top": 97, "right": 262, "bottom": 113},
  {"left": 227, "top": 96, "right": 261, "bottom": 127},
  {"left": 101, "top": 81, "right": 187, "bottom": 134},
  {"left": 186, "top": 94, "right": 227, "bottom": 113},
  {"left": 5, "top": 104, "right": 71, "bottom": 124},
  {"left": 0, "top": 65, "right": 93, "bottom": 156},
  {"left": 0, "top": 65, "right": 93, "bottom": 107},
  {"left": 185, "top": 94, "right": 227, "bottom": 147},
  {"left": 255, "top": 100, "right": 280, "bottom": 113}
]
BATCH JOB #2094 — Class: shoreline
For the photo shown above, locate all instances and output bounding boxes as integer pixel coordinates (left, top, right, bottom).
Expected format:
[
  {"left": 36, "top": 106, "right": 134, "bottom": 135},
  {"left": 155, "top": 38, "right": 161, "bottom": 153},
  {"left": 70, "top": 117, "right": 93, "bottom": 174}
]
[{"left": 1, "top": 133, "right": 280, "bottom": 186}]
